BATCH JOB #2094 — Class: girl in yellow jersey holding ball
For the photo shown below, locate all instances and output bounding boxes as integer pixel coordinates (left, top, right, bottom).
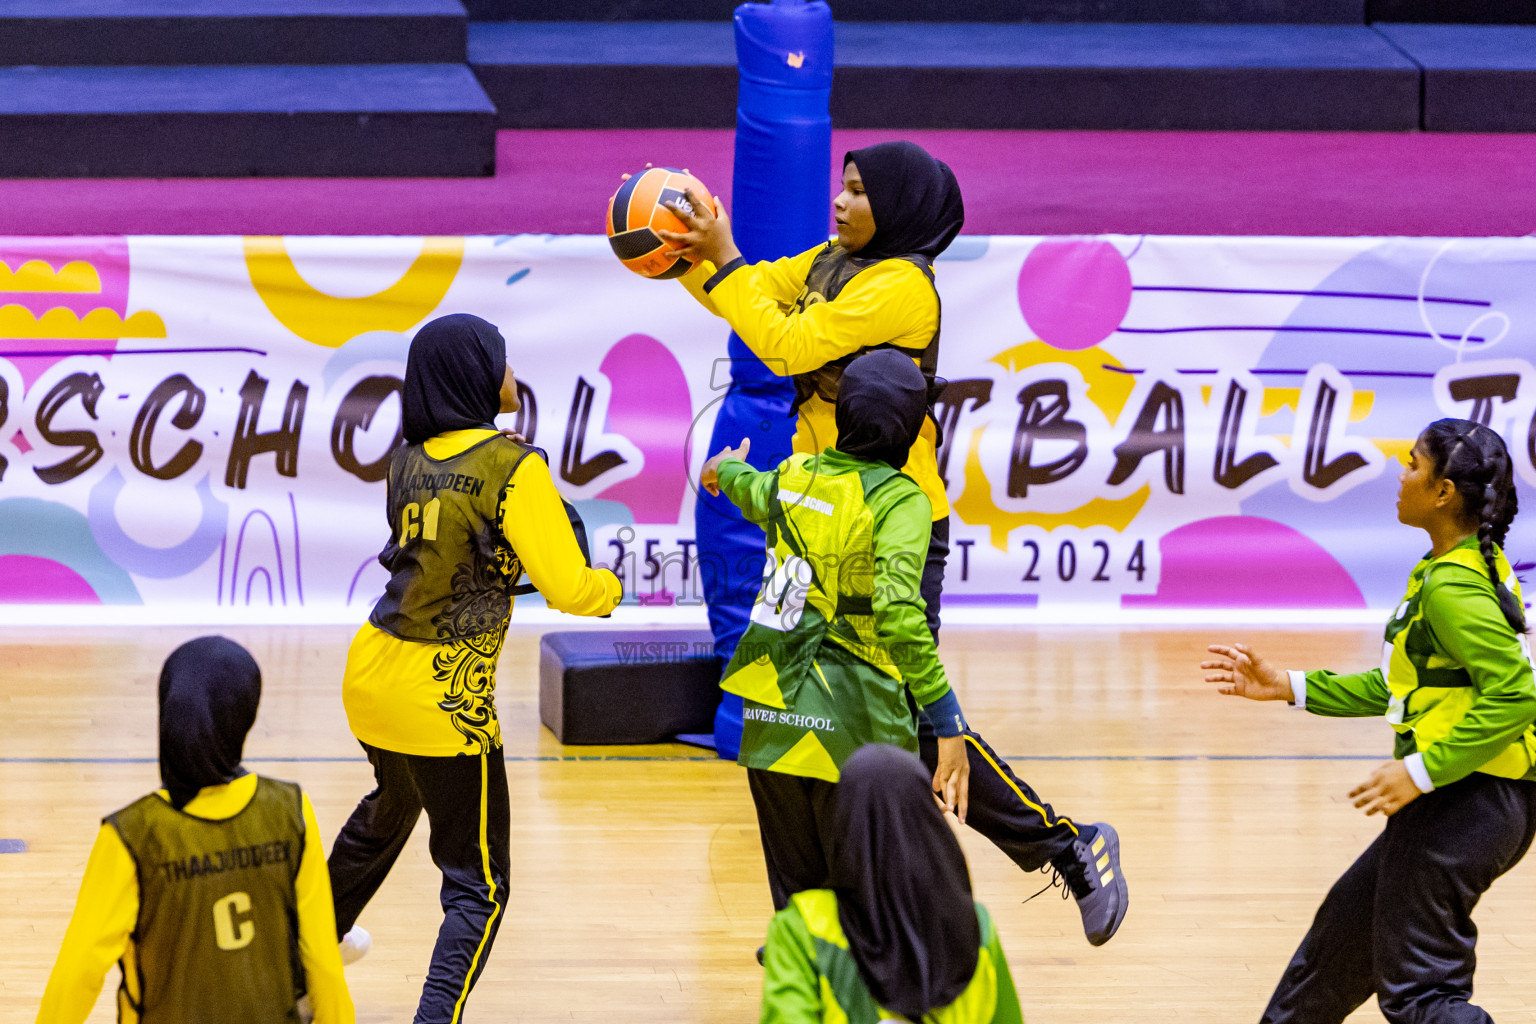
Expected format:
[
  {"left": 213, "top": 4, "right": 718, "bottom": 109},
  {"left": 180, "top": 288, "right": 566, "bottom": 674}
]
[{"left": 661, "top": 141, "right": 1127, "bottom": 945}]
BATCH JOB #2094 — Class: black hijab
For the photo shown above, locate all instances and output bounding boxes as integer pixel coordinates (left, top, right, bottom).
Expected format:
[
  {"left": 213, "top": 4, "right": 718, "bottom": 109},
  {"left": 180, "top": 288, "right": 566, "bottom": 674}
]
[
  {"left": 844, "top": 141, "right": 965, "bottom": 262},
  {"left": 401, "top": 313, "right": 506, "bottom": 445},
  {"left": 158, "top": 636, "right": 262, "bottom": 810},
  {"left": 832, "top": 744, "right": 980, "bottom": 1020},
  {"left": 835, "top": 349, "right": 928, "bottom": 470}
]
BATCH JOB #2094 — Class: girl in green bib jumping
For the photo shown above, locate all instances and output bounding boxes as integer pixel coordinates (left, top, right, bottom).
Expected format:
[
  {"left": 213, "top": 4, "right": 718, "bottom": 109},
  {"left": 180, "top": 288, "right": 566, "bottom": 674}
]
[
  {"left": 700, "top": 349, "right": 970, "bottom": 913},
  {"left": 1203, "top": 417, "right": 1536, "bottom": 1024}
]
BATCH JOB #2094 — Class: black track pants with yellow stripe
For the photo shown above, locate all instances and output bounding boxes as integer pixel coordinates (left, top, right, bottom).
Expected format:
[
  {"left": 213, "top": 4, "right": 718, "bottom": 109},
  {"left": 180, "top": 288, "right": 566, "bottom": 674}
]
[
  {"left": 917, "top": 726, "right": 1080, "bottom": 871},
  {"left": 329, "top": 742, "right": 510, "bottom": 1024},
  {"left": 920, "top": 517, "right": 1081, "bottom": 872}
]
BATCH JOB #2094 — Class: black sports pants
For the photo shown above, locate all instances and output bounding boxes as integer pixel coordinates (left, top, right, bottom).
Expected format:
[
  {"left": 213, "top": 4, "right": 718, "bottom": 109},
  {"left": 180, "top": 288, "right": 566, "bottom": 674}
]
[
  {"left": 1261, "top": 773, "right": 1536, "bottom": 1024},
  {"left": 328, "top": 742, "right": 511, "bottom": 1024},
  {"left": 914, "top": 516, "right": 1081, "bottom": 871},
  {"left": 747, "top": 767, "right": 840, "bottom": 911}
]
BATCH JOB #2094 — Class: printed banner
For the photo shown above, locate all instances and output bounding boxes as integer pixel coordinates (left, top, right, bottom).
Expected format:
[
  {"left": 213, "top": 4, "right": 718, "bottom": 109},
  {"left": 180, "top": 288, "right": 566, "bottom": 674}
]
[{"left": 1, "top": 233, "right": 1533, "bottom": 619}]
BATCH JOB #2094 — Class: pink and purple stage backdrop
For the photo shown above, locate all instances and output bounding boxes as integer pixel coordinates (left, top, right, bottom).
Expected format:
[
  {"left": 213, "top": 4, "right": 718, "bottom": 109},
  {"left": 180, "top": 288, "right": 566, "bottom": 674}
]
[{"left": 0, "top": 233, "right": 1533, "bottom": 619}]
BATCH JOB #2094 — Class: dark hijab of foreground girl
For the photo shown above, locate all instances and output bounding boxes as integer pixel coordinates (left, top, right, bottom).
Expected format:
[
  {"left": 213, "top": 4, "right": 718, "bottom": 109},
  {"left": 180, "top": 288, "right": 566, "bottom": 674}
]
[
  {"left": 834, "top": 348, "right": 930, "bottom": 470},
  {"left": 159, "top": 636, "right": 262, "bottom": 810},
  {"left": 831, "top": 744, "right": 980, "bottom": 1020},
  {"left": 401, "top": 313, "right": 507, "bottom": 445},
  {"left": 843, "top": 140, "right": 966, "bottom": 262}
]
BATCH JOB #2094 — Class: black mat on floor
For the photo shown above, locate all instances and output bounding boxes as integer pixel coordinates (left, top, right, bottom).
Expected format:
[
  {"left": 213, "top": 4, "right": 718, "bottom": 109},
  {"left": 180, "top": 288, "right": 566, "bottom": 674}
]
[{"left": 540, "top": 629, "right": 721, "bottom": 746}]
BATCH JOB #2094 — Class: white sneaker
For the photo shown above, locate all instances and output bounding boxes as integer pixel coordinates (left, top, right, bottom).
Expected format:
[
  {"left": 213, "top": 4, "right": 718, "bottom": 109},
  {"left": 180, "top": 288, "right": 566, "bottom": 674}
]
[{"left": 339, "top": 925, "right": 372, "bottom": 966}]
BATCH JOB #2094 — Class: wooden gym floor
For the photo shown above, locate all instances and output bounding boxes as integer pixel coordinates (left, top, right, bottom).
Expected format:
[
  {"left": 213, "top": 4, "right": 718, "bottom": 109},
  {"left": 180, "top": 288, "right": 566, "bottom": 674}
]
[{"left": 4, "top": 624, "right": 1534, "bottom": 1023}]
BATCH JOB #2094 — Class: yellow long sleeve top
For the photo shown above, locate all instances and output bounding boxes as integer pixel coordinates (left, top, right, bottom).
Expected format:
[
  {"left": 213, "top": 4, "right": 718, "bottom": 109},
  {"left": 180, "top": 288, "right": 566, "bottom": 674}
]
[
  {"left": 344, "top": 429, "right": 623, "bottom": 756},
  {"left": 681, "top": 247, "right": 948, "bottom": 519},
  {"left": 36, "top": 774, "right": 353, "bottom": 1024}
]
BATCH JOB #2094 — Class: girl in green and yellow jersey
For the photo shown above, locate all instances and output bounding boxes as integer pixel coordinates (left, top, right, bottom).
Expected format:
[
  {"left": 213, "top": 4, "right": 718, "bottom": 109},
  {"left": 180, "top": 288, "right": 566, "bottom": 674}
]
[
  {"left": 667, "top": 141, "right": 1126, "bottom": 946},
  {"left": 325, "top": 314, "right": 621, "bottom": 1024},
  {"left": 760, "top": 743, "right": 1024, "bottom": 1024},
  {"left": 37, "top": 637, "right": 354, "bottom": 1024},
  {"left": 1204, "top": 417, "right": 1536, "bottom": 1024},
  {"left": 701, "top": 350, "right": 970, "bottom": 911}
]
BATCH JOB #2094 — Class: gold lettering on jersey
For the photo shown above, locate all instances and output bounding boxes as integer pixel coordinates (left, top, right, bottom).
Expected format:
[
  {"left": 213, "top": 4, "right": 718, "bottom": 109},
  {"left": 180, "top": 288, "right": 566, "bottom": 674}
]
[
  {"left": 212, "top": 891, "right": 255, "bottom": 951},
  {"left": 422, "top": 497, "right": 440, "bottom": 541},
  {"left": 402, "top": 498, "right": 442, "bottom": 543}
]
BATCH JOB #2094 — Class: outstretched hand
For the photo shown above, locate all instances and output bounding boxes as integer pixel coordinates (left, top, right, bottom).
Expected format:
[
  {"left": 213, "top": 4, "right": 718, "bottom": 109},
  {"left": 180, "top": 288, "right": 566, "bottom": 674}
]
[
  {"left": 1203, "top": 643, "right": 1293, "bottom": 702},
  {"left": 657, "top": 188, "right": 740, "bottom": 270},
  {"left": 700, "top": 437, "right": 750, "bottom": 496}
]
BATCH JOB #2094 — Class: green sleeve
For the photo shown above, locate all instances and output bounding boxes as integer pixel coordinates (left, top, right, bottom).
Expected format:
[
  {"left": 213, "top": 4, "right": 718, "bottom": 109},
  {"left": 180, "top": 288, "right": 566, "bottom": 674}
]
[
  {"left": 759, "top": 907, "right": 822, "bottom": 1024},
  {"left": 980, "top": 905, "right": 1024, "bottom": 1024},
  {"left": 1302, "top": 667, "right": 1390, "bottom": 718},
  {"left": 717, "top": 459, "right": 779, "bottom": 526},
  {"left": 868, "top": 479, "right": 951, "bottom": 707},
  {"left": 1419, "top": 565, "right": 1536, "bottom": 787}
]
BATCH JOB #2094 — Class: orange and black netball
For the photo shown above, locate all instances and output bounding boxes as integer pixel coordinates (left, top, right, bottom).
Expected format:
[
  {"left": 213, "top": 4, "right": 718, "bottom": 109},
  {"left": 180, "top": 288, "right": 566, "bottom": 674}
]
[{"left": 605, "top": 166, "right": 714, "bottom": 279}]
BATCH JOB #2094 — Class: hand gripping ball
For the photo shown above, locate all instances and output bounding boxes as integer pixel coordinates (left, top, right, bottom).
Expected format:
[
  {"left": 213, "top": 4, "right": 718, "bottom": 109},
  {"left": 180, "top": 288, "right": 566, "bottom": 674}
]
[{"left": 606, "top": 167, "right": 715, "bottom": 279}]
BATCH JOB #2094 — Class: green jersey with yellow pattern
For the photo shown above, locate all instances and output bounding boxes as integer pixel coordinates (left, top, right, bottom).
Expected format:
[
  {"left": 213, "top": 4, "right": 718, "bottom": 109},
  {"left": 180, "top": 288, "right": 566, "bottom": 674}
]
[
  {"left": 760, "top": 889, "right": 1024, "bottom": 1024},
  {"left": 715, "top": 449, "right": 953, "bottom": 783},
  {"left": 1302, "top": 537, "right": 1536, "bottom": 787}
]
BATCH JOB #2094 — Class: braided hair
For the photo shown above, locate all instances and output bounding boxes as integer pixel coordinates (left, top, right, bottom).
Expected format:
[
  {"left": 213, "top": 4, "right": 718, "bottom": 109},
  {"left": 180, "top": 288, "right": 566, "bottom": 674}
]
[{"left": 1418, "top": 418, "right": 1526, "bottom": 634}]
